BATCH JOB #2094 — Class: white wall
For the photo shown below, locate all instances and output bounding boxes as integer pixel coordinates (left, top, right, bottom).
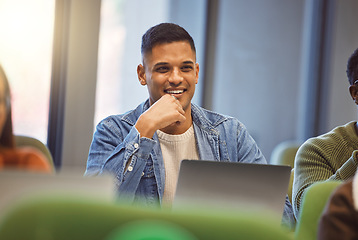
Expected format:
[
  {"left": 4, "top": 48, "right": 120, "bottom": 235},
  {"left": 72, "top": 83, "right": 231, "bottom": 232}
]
[
  {"left": 210, "top": 0, "right": 358, "bottom": 161},
  {"left": 212, "top": 0, "right": 304, "bottom": 160}
]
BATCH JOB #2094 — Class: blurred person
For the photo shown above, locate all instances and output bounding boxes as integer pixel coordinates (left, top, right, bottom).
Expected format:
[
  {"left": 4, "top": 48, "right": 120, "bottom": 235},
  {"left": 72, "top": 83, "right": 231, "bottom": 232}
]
[
  {"left": 318, "top": 171, "right": 358, "bottom": 239},
  {"left": 85, "top": 23, "right": 294, "bottom": 227},
  {"left": 0, "top": 64, "right": 52, "bottom": 173},
  {"left": 293, "top": 48, "right": 358, "bottom": 218}
]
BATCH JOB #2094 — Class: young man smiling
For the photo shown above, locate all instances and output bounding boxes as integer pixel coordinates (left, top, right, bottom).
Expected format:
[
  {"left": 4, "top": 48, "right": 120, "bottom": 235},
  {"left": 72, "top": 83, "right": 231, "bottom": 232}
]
[
  {"left": 85, "top": 23, "right": 294, "bottom": 227},
  {"left": 135, "top": 40, "right": 198, "bottom": 137}
]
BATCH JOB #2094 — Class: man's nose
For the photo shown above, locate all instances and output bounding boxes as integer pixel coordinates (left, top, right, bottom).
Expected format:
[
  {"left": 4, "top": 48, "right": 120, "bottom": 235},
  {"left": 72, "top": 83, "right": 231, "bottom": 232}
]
[{"left": 168, "top": 68, "right": 183, "bottom": 85}]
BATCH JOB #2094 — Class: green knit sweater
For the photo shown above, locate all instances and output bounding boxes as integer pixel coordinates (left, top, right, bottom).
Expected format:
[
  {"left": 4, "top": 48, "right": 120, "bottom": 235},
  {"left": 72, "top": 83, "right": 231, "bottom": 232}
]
[{"left": 293, "top": 121, "right": 358, "bottom": 218}]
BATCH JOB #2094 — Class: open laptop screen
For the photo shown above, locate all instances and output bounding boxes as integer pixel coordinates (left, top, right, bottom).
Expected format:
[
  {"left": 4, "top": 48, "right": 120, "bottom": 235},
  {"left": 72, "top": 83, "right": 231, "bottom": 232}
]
[{"left": 174, "top": 160, "right": 291, "bottom": 220}]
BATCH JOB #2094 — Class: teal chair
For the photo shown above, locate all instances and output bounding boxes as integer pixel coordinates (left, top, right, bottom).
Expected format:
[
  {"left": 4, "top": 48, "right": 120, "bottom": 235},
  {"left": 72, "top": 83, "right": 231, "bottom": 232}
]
[
  {"left": 0, "top": 195, "right": 294, "bottom": 240},
  {"left": 15, "top": 135, "right": 54, "bottom": 170},
  {"left": 294, "top": 181, "right": 342, "bottom": 240}
]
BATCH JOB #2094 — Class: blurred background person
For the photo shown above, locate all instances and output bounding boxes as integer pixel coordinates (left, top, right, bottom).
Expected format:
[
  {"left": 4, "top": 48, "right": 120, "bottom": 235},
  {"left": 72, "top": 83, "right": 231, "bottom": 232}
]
[
  {"left": 318, "top": 170, "right": 358, "bottom": 240},
  {"left": 0, "top": 64, "right": 52, "bottom": 173},
  {"left": 293, "top": 48, "right": 358, "bottom": 218}
]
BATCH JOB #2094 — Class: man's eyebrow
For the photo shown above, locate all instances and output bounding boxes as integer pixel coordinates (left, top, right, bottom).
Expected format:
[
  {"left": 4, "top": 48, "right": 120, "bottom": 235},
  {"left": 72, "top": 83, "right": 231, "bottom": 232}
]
[
  {"left": 153, "top": 62, "right": 169, "bottom": 68},
  {"left": 153, "top": 61, "right": 195, "bottom": 68},
  {"left": 183, "top": 61, "right": 195, "bottom": 65}
]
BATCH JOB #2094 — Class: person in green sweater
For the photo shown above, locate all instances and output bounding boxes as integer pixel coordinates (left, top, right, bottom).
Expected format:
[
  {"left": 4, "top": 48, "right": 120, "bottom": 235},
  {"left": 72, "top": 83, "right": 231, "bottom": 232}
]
[{"left": 292, "top": 47, "right": 358, "bottom": 218}]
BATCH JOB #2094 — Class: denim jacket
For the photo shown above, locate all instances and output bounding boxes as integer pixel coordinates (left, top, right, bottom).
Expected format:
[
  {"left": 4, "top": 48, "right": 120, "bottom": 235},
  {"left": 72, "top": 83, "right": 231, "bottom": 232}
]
[{"left": 85, "top": 100, "right": 294, "bottom": 226}]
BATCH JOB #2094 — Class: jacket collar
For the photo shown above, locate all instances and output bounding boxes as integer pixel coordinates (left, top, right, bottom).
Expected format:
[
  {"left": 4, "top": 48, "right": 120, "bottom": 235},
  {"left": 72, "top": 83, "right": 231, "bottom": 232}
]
[
  {"left": 191, "top": 103, "right": 229, "bottom": 132},
  {"left": 120, "top": 100, "right": 151, "bottom": 126}
]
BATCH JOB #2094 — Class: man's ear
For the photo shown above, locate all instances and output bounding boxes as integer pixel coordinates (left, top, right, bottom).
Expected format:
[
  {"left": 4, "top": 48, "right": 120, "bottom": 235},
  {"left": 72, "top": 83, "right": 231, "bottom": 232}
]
[
  {"left": 195, "top": 63, "right": 199, "bottom": 84},
  {"left": 137, "top": 64, "right": 146, "bottom": 85},
  {"left": 349, "top": 84, "right": 358, "bottom": 104}
]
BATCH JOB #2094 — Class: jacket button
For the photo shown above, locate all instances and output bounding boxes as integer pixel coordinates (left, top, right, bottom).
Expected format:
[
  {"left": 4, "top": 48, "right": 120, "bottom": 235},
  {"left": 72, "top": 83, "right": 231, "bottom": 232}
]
[{"left": 128, "top": 166, "right": 133, "bottom": 171}]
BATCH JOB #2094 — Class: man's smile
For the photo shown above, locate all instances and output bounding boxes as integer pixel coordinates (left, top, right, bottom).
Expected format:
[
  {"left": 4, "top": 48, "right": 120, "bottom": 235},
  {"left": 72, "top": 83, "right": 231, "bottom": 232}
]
[{"left": 164, "top": 89, "right": 186, "bottom": 95}]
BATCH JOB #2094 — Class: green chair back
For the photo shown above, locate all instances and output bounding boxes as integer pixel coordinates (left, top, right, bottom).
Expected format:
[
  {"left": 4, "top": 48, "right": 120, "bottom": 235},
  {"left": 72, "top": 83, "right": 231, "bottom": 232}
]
[
  {"left": 271, "top": 141, "right": 301, "bottom": 168},
  {"left": 294, "top": 180, "right": 342, "bottom": 240},
  {"left": 288, "top": 168, "right": 296, "bottom": 230},
  {"left": 288, "top": 168, "right": 294, "bottom": 204},
  {"left": 0, "top": 196, "right": 294, "bottom": 240},
  {"left": 105, "top": 220, "right": 198, "bottom": 240},
  {"left": 15, "top": 135, "right": 54, "bottom": 169}
]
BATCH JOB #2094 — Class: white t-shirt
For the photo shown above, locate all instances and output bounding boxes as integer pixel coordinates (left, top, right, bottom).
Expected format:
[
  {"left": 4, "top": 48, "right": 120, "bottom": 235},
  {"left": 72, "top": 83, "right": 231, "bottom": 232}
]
[{"left": 157, "top": 125, "right": 199, "bottom": 206}]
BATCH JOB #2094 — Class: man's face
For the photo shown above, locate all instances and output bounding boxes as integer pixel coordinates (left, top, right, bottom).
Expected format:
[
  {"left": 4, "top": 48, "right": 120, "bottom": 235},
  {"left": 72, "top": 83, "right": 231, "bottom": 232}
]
[{"left": 138, "top": 41, "right": 199, "bottom": 112}]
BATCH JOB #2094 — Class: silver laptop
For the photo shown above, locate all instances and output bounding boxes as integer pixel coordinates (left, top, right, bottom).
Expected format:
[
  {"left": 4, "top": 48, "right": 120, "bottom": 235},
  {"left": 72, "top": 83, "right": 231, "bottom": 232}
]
[
  {"left": 173, "top": 160, "right": 291, "bottom": 221},
  {"left": 0, "top": 169, "right": 116, "bottom": 212}
]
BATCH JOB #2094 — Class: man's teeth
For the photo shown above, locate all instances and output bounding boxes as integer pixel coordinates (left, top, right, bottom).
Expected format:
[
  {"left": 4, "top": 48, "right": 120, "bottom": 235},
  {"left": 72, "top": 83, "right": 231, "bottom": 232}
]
[{"left": 166, "top": 90, "right": 184, "bottom": 94}]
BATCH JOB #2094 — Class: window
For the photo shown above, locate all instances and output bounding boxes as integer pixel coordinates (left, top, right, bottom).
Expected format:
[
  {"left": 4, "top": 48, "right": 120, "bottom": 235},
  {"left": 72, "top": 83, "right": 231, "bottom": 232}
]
[
  {"left": 95, "top": 0, "right": 206, "bottom": 126},
  {"left": 0, "top": 0, "right": 55, "bottom": 143},
  {"left": 95, "top": 0, "right": 169, "bottom": 125}
]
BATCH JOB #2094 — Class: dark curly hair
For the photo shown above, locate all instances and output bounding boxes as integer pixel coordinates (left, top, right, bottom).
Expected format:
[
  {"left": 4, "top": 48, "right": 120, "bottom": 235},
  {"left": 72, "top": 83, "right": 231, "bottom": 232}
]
[
  {"left": 141, "top": 23, "right": 196, "bottom": 59},
  {"left": 346, "top": 48, "right": 358, "bottom": 85}
]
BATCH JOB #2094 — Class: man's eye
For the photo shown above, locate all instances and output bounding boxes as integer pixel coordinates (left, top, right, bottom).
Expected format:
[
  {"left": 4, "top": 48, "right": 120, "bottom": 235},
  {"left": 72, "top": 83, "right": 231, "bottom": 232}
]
[
  {"left": 181, "top": 66, "right": 193, "bottom": 72},
  {"left": 155, "top": 67, "right": 169, "bottom": 73}
]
